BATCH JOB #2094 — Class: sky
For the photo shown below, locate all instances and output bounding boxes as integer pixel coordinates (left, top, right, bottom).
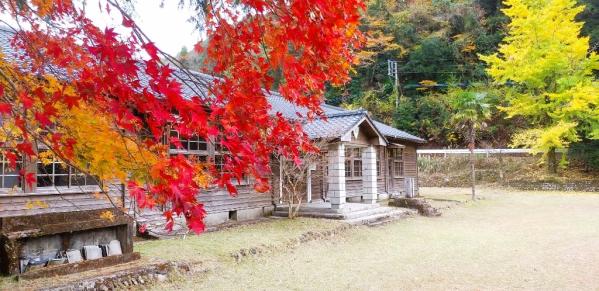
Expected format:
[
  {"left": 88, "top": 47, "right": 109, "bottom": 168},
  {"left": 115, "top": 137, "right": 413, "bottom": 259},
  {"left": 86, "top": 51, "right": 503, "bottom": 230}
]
[
  {"left": 0, "top": 0, "right": 201, "bottom": 56},
  {"left": 86, "top": 0, "right": 202, "bottom": 56}
]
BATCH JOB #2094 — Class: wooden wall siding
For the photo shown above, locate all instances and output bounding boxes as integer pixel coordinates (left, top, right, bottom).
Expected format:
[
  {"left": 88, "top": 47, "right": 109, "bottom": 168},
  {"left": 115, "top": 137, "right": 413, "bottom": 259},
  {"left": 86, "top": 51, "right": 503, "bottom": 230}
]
[
  {"left": 270, "top": 159, "right": 282, "bottom": 203},
  {"left": 123, "top": 185, "right": 271, "bottom": 217},
  {"left": 0, "top": 187, "right": 123, "bottom": 218},
  {"left": 346, "top": 179, "right": 362, "bottom": 198},
  {"left": 310, "top": 167, "right": 323, "bottom": 201},
  {"left": 199, "top": 187, "right": 272, "bottom": 213},
  {"left": 403, "top": 144, "right": 418, "bottom": 177},
  {"left": 403, "top": 143, "right": 419, "bottom": 195},
  {"left": 391, "top": 177, "right": 405, "bottom": 194},
  {"left": 377, "top": 179, "right": 386, "bottom": 194}
]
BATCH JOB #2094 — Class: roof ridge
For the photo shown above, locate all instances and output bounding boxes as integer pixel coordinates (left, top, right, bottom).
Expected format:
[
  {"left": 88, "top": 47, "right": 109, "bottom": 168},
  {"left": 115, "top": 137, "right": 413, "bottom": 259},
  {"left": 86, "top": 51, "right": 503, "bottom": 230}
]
[
  {"left": 321, "top": 103, "right": 346, "bottom": 112},
  {"left": 325, "top": 109, "right": 366, "bottom": 118}
]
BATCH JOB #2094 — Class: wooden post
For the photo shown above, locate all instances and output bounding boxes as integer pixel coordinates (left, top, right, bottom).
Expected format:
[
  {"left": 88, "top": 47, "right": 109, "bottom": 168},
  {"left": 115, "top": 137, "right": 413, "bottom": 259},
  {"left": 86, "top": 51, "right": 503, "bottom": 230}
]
[
  {"left": 470, "top": 126, "right": 476, "bottom": 200},
  {"left": 498, "top": 149, "right": 504, "bottom": 184}
]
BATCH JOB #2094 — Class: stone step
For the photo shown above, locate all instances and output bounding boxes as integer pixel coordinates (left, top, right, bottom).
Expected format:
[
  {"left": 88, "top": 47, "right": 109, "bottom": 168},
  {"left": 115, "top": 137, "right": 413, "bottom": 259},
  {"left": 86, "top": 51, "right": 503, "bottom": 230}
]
[
  {"left": 275, "top": 202, "right": 381, "bottom": 214},
  {"left": 342, "top": 206, "right": 401, "bottom": 220},
  {"left": 273, "top": 205, "right": 416, "bottom": 225},
  {"left": 272, "top": 210, "right": 344, "bottom": 219},
  {"left": 272, "top": 205, "right": 391, "bottom": 219},
  {"left": 273, "top": 205, "right": 389, "bottom": 220},
  {"left": 345, "top": 208, "right": 416, "bottom": 226}
]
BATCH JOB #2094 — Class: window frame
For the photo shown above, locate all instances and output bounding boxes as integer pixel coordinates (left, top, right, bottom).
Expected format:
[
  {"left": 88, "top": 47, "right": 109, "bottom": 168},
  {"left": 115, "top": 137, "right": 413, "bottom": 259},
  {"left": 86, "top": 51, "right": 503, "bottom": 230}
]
[
  {"left": 36, "top": 151, "right": 99, "bottom": 189},
  {"left": 344, "top": 146, "right": 363, "bottom": 179},
  {"left": 169, "top": 130, "right": 209, "bottom": 155},
  {"left": 389, "top": 147, "right": 404, "bottom": 178},
  {"left": 169, "top": 130, "right": 250, "bottom": 186},
  {"left": 0, "top": 154, "right": 22, "bottom": 189}
]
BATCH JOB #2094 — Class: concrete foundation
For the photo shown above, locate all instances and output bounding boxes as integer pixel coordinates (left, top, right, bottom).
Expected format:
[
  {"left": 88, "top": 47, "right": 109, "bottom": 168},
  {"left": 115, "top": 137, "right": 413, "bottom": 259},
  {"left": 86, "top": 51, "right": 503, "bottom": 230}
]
[
  {"left": 378, "top": 193, "right": 390, "bottom": 200},
  {"left": 0, "top": 209, "right": 135, "bottom": 276},
  {"left": 203, "top": 212, "right": 230, "bottom": 226},
  {"left": 204, "top": 206, "right": 274, "bottom": 227},
  {"left": 347, "top": 196, "right": 362, "bottom": 203}
]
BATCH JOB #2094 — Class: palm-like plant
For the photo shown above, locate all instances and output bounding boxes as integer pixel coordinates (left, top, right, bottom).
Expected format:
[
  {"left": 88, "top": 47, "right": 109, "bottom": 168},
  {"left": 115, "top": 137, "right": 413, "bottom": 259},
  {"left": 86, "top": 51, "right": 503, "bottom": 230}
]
[{"left": 449, "top": 87, "right": 492, "bottom": 200}]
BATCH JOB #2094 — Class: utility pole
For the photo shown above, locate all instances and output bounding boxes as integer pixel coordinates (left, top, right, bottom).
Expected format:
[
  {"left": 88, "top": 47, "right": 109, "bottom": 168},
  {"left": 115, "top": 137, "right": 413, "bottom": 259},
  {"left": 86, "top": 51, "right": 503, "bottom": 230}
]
[{"left": 387, "top": 59, "right": 400, "bottom": 108}]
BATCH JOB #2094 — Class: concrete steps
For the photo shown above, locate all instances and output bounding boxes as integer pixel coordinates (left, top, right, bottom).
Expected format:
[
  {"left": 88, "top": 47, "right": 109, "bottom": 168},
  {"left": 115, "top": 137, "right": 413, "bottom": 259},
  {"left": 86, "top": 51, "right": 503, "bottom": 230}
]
[
  {"left": 345, "top": 207, "right": 416, "bottom": 226},
  {"left": 272, "top": 204, "right": 416, "bottom": 226}
]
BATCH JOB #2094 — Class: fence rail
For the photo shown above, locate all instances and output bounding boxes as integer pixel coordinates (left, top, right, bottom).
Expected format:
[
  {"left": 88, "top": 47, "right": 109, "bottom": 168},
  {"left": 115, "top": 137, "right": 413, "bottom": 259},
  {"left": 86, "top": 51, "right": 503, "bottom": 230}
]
[{"left": 417, "top": 149, "right": 532, "bottom": 157}]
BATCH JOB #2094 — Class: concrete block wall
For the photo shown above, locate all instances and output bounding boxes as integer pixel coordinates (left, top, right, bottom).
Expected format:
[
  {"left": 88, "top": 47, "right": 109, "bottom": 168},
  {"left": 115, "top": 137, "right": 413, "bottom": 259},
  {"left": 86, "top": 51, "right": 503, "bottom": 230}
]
[
  {"left": 362, "top": 145, "right": 378, "bottom": 203},
  {"left": 327, "top": 143, "right": 346, "bottom": 210}
]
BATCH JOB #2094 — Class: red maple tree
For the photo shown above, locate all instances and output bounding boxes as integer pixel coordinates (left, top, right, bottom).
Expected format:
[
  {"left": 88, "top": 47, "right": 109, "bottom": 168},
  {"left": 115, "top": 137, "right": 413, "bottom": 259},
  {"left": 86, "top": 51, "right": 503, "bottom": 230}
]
[{"left": 0, "top": 0, "right": 364, "bottom": 233}]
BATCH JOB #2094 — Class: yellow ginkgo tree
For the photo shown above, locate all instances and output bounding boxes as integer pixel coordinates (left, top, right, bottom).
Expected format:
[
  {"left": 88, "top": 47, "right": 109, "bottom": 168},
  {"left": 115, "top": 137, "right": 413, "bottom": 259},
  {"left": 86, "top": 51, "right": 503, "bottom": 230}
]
[{"left": 481, "top": 0, "right": 599, "bottom": 173}]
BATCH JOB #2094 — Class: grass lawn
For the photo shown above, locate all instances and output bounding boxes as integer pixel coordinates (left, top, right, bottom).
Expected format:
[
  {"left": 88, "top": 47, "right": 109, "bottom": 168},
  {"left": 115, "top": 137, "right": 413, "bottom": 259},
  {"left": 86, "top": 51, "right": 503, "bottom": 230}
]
[
  {"left": 136, "top": 217, "right": 345, "bottom": 264},
  {"left": 152, "top": 187, "right": 599, "bottom": 290}
]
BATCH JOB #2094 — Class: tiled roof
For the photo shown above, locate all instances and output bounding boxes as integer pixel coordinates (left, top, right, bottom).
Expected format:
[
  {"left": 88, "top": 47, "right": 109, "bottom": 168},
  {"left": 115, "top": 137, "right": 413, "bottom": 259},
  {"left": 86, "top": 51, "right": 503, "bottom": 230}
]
[
  {"left": 319, "top": 104, "right": 426, "bottom": 143},
  {"left": 302, "top": 110, "right": 367, "bottom": 140},
  {"left": 0, "top": 26, "right": 426, "bottom": 144},
  {"left": 265, "top": 92, "right": 425, "bottom": 143}
]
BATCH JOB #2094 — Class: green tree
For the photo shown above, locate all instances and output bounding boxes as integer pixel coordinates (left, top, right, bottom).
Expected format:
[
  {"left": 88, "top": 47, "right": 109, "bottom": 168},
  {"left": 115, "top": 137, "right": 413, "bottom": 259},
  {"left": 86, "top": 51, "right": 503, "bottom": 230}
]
[
  {"left": 448, "top": 87, "right": 492, "bottom": 200},
  {"left": 579, "top": 0, "right": 599, "bottom": 54},
  {"left": 481, "top": 0, "right": 599, "bottom": 173},
  {"left": 326, "top": 0, "right": 508, "bottom": 148}
]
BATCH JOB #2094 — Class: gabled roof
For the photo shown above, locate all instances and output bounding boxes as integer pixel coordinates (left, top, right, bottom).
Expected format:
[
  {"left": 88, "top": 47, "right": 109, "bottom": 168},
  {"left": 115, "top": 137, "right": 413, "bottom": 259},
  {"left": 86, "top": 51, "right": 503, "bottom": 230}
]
[
  {"left": 266, "top": 91, "right": 426, "bottom": 144},
  {"left": 0, "top": 26, "right": 426, "bottom": 145},
  {"left": 302, "top": 110, "right": 365, "bottom": 140},
  {"left": 320, "top": 104, "right": 426, "bottom": 144},
  {"left": 301, "top": 109, "right": 388, "bottom": 146}
]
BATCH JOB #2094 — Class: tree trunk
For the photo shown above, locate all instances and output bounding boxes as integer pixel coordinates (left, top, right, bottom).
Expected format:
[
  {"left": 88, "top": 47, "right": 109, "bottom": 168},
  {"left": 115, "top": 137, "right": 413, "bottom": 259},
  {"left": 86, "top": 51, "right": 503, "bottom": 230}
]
[
  {"left": 469, "top": 126, "right": 476, "bottom": 201},
  {"left": 548, "top": 147, "right": 558, "bottom": 174},
  {"left": 292, "top": 198, "right": 303, "bottom": 219}
]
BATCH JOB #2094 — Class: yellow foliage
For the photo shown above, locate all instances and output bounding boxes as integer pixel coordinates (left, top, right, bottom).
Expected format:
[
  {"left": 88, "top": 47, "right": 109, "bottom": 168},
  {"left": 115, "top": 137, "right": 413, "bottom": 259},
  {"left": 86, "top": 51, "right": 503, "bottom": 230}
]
[
  {"left": 511, "top": 121, "right": 580, "bottom": 154},
  {"left": 100, "top": 210, "right": 116, "bottom": 222},
  {"left": 38, "top": 150, "right": 54, "bottom": 165},
  {"left": 481, "top": 0, "right": 599, "bottom": 155},
  {"left": 31, "top": 0, "right": 55, "bottom": 17},
  {"left": 25, "top": 200, "right": 49, "bottom": 209},
  {"left": 418, "top": 80, "right": 438, "bottom": 90},
  {"left": 54, "top": 104, "right": 162, "bottom": 184}
]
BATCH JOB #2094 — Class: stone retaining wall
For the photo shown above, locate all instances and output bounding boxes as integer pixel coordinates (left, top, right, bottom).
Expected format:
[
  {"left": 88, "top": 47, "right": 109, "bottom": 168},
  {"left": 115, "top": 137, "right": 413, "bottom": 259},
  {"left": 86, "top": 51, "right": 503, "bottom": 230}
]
[
  {"left": 42, "top": 261, "right": 191, "bottom": 291},
  {"left": 507, "top": 180, "right": 599, "bottom": 192}
]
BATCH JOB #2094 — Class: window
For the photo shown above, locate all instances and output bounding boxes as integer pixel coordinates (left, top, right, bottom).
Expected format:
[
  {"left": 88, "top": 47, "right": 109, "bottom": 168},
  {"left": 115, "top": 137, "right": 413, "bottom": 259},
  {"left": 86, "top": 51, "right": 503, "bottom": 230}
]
[
  {"left": 0, "top": 154, "right": 22, "bottom": 189},
  {"left": 344, "top": 147, "right": 362, "bottom": 178},
  {"left": 353, "top": 160, "right": 362, "bottom": 177},
  {"left": 169, "top": 130, "right": 207, "bottom": 152},
  {"left": 214, "top": 146, "right": 249, "bottom": 185},
  {"left": 394, "top": 161, "right": 404, "bottom": 177},
  {"left": 389, "top": 148, "right": 403, "bottom": 159},
  {"left": 169, "top": 131, "right": 249, "bottom": 185},
  {"left": 389, "top": 147, "right": 404, "bottom": 178},
  {"left": 214, "top": 154, "right": 227, "bottom": 173},
  {"left": 37, "top": 158, "right": 69, "bottom": 187},
  {"left": 344, "top": 160, "right": 351, "bottom": 177},
  {"left": 185, "top": 154, "right": 208, "bottom": 163},
  {"left": 37, "top": 151, "right": 98, "bottom": 188}
]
